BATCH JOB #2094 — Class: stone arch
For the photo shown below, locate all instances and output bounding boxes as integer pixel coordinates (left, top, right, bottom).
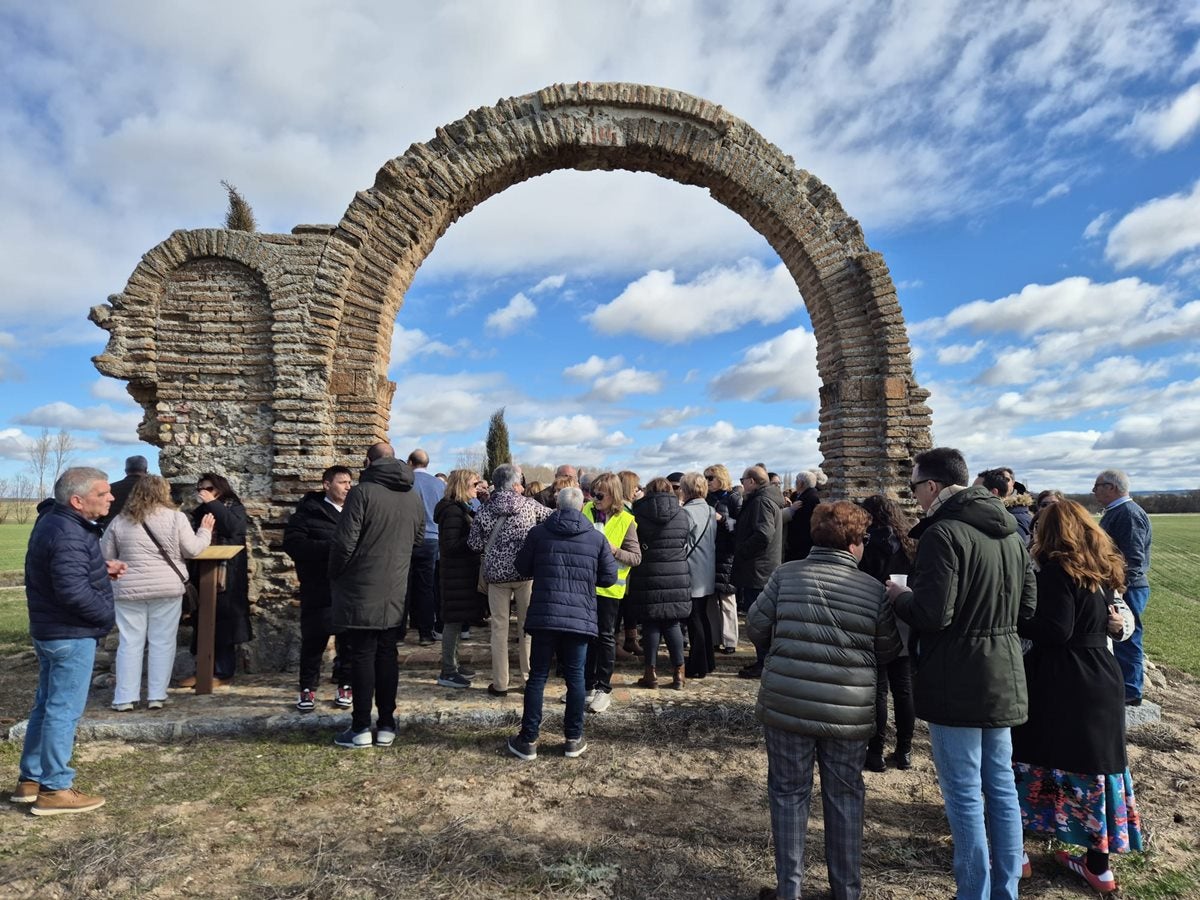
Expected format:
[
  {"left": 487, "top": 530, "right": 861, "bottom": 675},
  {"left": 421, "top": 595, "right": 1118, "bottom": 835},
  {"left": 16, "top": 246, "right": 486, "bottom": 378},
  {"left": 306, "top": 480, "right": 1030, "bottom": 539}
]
[{"left": 311, "top": 82, "right": 930, "bottom": 495}]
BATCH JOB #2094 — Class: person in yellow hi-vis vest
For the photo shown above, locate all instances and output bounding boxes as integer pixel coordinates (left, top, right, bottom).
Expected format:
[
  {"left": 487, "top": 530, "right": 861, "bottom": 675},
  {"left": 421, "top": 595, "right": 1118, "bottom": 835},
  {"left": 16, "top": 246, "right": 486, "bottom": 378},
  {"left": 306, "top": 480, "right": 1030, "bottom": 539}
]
[{"left": 581, "top": 472, "right": 642, "bottom": 714}]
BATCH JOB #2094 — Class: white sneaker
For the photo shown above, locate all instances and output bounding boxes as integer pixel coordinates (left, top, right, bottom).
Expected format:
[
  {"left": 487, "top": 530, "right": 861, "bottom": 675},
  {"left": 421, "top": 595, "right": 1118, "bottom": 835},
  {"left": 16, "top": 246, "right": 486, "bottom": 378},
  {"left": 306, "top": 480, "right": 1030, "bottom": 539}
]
[
  {"left": 375, "top": 727, "right": 396, "bottom": 747},
  {"left": 562, "top": 689, "right": 597, "bottom": 705},
  {"left": 587, "top": 691, "right": 612, "bottom": 713}
]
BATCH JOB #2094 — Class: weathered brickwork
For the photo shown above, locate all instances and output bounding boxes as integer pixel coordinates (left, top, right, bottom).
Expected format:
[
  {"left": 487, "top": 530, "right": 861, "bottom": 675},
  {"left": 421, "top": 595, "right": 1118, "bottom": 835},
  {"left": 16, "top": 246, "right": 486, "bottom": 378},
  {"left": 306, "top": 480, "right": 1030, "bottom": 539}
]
[{"left": 90, "top": 83, "right": 932, "bottom": 669}]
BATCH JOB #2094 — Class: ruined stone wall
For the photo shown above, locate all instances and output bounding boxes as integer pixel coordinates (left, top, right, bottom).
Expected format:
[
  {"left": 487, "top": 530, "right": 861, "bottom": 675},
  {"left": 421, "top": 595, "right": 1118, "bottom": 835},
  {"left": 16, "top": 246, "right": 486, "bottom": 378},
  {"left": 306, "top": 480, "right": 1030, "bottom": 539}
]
[{"left": 91, "top": 83, "right": 932, "bottom": 671}]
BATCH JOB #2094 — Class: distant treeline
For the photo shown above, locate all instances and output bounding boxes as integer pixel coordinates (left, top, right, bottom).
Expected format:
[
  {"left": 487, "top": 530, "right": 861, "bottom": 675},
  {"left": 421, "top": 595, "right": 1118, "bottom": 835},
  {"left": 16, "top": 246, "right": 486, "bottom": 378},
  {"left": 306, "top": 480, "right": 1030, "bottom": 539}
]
[{"left": 1066, "top": 491, "right": 1200, "bottom": 515}]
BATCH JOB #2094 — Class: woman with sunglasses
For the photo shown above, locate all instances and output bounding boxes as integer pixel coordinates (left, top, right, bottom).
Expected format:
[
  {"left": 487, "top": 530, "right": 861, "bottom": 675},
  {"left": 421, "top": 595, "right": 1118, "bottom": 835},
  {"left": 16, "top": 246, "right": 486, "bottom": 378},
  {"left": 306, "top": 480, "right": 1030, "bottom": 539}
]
[{"left": 182, "top": 473, "right": 250, "bottom": 686}]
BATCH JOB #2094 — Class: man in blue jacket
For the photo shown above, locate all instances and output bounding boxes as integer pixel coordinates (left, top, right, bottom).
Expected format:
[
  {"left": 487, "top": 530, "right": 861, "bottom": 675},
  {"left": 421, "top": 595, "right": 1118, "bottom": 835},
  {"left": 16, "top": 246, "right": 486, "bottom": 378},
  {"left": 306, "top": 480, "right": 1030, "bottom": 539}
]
[
  {"left": 507, "top": 487, "right": 617, "bottom": 761},
  {"left": 1094, "top": 469, "right": 1153, "bottom": 705},
  {"left": 14, "top": 467, "right": 126, "bottom": 815}
]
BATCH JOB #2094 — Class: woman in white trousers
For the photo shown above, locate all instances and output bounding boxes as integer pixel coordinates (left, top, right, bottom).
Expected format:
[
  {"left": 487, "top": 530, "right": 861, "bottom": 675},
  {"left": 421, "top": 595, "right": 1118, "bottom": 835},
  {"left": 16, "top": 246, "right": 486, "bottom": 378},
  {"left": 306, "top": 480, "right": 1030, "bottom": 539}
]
[{"left": 101, "top": 475, "right": 213, "bottom": 709}]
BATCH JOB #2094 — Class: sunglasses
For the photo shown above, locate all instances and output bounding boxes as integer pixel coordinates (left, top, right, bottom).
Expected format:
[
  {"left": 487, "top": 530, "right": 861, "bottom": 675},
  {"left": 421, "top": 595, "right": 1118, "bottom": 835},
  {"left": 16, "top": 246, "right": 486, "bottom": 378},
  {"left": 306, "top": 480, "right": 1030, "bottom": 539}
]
[
  {"left": 197, "top": 484, "right": 215, "bottom": 492},
  {"left": 909, "top": 479, "right": 934, "bottom": 492},
  {"left": 593, "top": 492, "right": 606, "bottom": 501}
]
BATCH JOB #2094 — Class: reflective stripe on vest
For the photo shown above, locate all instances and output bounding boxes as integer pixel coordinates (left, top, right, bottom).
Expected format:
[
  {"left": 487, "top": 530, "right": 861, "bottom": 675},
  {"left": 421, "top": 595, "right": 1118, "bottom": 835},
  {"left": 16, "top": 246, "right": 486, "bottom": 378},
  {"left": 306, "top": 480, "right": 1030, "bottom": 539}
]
[{"left": 583, "top": 503, "right": 634, "bottom": 599}]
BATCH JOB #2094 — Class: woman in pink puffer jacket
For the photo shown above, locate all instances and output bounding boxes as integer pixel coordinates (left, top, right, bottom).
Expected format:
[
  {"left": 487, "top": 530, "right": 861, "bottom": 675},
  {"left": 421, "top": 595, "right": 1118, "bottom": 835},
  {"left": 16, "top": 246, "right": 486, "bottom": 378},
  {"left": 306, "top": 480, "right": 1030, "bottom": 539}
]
[{"left": 101, "top": 476, "right": 213, "bottom": 710}]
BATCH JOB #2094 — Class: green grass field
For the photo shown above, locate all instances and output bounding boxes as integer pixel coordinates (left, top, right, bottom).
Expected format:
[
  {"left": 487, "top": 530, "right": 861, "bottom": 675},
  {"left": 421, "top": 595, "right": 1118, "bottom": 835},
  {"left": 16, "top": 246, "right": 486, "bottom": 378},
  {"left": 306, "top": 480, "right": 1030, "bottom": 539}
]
[{"left": 0, "top": 520, "right": 32, "bottom": 573}]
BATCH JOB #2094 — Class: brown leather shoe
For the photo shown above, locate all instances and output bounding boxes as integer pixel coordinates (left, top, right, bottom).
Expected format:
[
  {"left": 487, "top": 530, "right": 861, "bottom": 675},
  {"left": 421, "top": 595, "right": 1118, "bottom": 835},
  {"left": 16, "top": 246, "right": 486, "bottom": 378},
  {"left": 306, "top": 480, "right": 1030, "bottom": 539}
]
[
  {"left": 10, "top": 780, "right": 39, "bottom": 804},
  {"left": 671, "top": 665, "right": 686, "bottom": 690},
  {"left": 31, "top": 787, "right": 106, "bottom": 816},
  {"left": 635, "top": 666, "right": 657, "bottom": 689},
  {"left": 177, "top": 675, "right": 197, "bottom": 688},
  {"left": 213, "top": 677, "right": 234, "bottom": 687}
]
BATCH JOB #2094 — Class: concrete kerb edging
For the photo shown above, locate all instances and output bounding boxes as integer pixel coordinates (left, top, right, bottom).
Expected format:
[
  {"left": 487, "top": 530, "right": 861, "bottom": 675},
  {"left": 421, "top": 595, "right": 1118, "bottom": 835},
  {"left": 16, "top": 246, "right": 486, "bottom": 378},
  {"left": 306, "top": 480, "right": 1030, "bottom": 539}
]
[{"left": 5, "top": 701, "right": 765, "bottom": 746}]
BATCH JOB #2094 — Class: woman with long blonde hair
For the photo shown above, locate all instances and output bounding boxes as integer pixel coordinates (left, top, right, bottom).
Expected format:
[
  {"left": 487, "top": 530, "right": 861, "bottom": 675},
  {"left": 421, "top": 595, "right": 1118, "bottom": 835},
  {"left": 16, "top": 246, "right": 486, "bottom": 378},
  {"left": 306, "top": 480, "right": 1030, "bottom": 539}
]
[
  {"left": 434, "top": 469, "right": 487, "bottom": 688},
  {"left": 101, "top": 475, "right": 213, "bottom": 709},
  {"left": 1012, "top": 500, "right": 1142, "bottom": 893}
]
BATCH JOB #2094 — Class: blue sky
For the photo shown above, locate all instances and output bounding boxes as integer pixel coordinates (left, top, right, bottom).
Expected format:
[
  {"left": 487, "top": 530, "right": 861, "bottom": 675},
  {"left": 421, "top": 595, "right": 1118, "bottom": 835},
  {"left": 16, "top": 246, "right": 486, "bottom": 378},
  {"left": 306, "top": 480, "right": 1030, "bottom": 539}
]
[{"left": 2, "top": 2, "right": 1199, "bottom": 494}]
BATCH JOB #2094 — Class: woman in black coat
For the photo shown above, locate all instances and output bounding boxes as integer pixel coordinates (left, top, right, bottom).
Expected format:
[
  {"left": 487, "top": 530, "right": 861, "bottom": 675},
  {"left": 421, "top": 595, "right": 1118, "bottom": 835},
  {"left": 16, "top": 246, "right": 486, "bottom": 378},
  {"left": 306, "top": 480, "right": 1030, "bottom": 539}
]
[
  {"left": 1012, "top": 500, "right": 1143, "bottom": 893},
  {"left": 627, "top": 478, "right": 692, "bottom": 689},
  {"left": 186, "top": 472, "right": 251, "bottom": 684},
  {"left": 434, "top": 470, "right": 487, "bottom": 689},
  {"left": 704, "top": 464, "right": 742, "bottom": 654},
  {"left": 858, "top": 495, "right": 917, "bottom": 773}
]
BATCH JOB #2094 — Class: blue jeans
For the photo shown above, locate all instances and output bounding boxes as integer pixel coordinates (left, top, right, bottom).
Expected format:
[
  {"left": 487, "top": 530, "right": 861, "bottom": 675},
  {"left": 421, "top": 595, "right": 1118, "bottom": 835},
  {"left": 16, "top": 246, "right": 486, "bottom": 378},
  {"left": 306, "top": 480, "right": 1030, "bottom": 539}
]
[
  {"left": 519, "top": 631, "right": 589, "bottom": 743},
  {"left": 20, "top": 637, "right": 97, "bottom": 791},
  {"left": 1113, "top": 585, "right": 1148, "bottom": 701},
  {"left": 928, "top": 724, "right": 1023, "bottom": 900}
]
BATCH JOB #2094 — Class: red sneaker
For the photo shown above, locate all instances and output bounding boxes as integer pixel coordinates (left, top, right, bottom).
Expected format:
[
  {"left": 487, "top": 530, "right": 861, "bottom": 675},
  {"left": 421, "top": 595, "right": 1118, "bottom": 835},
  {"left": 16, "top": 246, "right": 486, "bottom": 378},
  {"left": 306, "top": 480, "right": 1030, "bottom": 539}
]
[{"left": 1055, "top": 851, "right": 1117, "bottom": 894}]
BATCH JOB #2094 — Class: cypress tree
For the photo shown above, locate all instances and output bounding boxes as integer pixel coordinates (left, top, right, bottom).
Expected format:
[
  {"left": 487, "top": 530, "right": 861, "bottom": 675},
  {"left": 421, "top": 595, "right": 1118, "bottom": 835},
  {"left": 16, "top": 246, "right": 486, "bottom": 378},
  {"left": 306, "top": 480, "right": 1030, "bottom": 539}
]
[
  {"left": 484, "top": 407, "right": 512, "bottom": 481},
  {"left": 221, "top": 180, "right": 258, "bottom": 232}
]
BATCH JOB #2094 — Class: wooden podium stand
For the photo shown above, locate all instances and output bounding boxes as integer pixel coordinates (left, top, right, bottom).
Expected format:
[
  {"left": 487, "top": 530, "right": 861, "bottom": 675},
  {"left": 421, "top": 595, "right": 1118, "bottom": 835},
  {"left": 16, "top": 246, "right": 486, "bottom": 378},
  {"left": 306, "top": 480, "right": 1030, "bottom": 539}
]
[{"left": 192, "top": 545, "right": 245, "bottom": 695}]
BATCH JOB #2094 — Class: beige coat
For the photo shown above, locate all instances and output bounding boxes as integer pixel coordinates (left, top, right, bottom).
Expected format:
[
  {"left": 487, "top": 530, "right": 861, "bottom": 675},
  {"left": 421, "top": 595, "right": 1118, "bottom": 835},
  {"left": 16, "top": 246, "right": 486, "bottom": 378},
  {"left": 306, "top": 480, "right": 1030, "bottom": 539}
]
[{"left": 101, "top": 507, "right": 212, "bottom": 602}]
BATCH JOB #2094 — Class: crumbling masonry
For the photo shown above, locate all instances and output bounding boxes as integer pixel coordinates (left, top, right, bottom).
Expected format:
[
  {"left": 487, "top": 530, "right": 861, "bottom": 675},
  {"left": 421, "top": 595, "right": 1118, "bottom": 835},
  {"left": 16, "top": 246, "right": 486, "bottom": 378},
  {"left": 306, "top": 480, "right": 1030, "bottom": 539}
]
[{"left": 90, "top": 83, "right": 932, "bottom": 668}]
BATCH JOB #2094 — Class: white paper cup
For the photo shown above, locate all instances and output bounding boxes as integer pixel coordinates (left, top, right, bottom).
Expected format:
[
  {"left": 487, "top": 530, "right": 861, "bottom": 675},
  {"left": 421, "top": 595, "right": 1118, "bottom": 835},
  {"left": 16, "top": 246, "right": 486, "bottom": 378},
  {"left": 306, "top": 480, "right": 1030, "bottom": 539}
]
[{"left": 889, "top": 574, "right": 908, "bottom": 589}]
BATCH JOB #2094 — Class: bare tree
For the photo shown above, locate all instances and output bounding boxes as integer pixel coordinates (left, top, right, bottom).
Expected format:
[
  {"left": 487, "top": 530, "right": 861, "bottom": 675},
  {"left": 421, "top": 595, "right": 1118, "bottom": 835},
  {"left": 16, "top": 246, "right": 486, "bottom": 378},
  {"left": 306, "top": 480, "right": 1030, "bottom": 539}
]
[
  {"left": 0, "top": 477, "right": 9, "bottom": 524},
  {"left": 13, "top": 474, "right": 34, "bottom": 524},
  {"left": 454, "top": 447, "right": 487, "bottom": 475},
  {"left": 51, "top": 429, "right": 75, "bottom": 483},
  {"left": 27, "top": 428, "right": 52, "bottom": 499}
]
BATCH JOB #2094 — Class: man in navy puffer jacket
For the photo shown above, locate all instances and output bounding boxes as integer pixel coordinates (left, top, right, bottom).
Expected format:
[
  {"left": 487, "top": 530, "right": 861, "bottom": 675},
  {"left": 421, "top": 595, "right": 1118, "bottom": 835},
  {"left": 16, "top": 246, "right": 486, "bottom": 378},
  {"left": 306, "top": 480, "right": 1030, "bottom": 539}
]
[
  {"left": 16, "top": 467, "right": 126, "bottom": 816},
  {"left": 507, "top": 487, "right": 616, "bottom": 761}
]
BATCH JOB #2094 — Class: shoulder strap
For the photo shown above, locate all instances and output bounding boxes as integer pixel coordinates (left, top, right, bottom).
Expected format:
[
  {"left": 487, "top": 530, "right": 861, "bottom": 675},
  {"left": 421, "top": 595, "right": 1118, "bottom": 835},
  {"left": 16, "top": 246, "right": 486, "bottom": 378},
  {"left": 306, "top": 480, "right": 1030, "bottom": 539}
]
[
  {"left": 685, "top": 508, "right": 712, "bottom": 559},
  {"left": 483, "top": 513, "right": 510, "bottom": 556},
  {"left": 141, "top": 521, "right": 189, "bottom": 586}
]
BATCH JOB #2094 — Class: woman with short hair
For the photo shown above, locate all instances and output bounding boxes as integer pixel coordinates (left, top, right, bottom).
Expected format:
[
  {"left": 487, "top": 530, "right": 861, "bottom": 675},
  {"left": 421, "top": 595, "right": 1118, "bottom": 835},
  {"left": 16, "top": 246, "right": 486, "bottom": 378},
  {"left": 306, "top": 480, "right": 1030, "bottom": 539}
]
[
  {"left": 101, "top": 475, "right": 213, "bottom": 709},
  {"left": 680, "top": 472, "right": 717, "bottom": 679},
  {"left": 627, "top": 477, "right": 692, "bottom": 689},
  {"left": 1012, "top": 500, "right": 1143, "bottom": 894}
]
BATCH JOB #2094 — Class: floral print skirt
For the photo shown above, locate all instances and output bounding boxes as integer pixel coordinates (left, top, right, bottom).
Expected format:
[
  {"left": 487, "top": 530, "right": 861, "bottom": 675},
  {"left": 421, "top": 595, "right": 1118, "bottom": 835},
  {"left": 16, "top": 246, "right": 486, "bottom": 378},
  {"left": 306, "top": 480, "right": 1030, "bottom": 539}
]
[{"left": 1013, "top": 762, "right": 1144, "bottom": 853}]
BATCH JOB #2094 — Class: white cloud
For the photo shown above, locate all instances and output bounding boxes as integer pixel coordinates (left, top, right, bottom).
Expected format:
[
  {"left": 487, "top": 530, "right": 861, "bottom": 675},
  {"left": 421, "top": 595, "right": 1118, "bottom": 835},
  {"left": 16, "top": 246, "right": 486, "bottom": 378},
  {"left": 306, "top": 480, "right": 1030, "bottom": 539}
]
[
  {"left": 1124, "top": 83, "right": 1200, "bottom": 151},
  {"left": 388, "top": 372, "right": 514, "bottom": 443},
  {"left": 640, "top": 406, "right": 709, "bottom": 429},
  {"left": 89, "top": 377, "right": 138, "bottom": 405},
  {"left": 915, "top": 276, "right": 1172, "bottom": 338},
  {"left": 0, "top": 427, "right": 32, "bottom": 462},
  {"left": 530, "top": 274, "right": 566, "bottom": 294},
  {"left": 1095, "top": 377, "right": 1200, "bottom": 449},
  {"left": 15, "top": 402, "right": 142, "bottom": 445},
  {"left": 1082, "top": 211, "right": 1111, "bottom": 240},
  {"left": 519, "top": 415, "right": 605, "bottom": 446},
  {"left": 1105, "top": 179, "right": 1200, "bottom": 269},
  {"left": 388, "top": 324, "right": 455, "bottom": 371},
  {"left": 626, "top": 420, "right": 821, "bottom": 476},
  {"left": 709, "top": 327, "right": 820, "bottom": 405},
  {"left": 936, "top": 341, "right": 986, "bottom": 365},
  {"left": 587, "top": 367, "right": 665, "bottom": 402},
  {"left": 563, "top": 355, "right": 624, "bottom": 382},
  {"left": 588, "top": 260, "right": 803, "bottom": 344},
  {"left": 484, "top": 292, "right": 537, "bottom": 336},
  {"left": 1033, "top": 182, "right": 1069, "bottom": 206}
]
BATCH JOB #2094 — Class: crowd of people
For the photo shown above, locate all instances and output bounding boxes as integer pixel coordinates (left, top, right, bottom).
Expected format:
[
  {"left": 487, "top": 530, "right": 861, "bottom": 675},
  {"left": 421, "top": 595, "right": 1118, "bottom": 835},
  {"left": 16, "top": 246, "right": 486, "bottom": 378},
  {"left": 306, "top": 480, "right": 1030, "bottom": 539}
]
[{"left": 12, "top": 447, "right": 1155, "bottom": 900}]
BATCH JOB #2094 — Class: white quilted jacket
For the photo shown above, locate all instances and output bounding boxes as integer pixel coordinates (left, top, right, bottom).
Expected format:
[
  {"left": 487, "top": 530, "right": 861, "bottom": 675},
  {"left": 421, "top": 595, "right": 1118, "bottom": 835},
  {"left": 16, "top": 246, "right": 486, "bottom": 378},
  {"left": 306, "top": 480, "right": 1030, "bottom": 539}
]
[{"left": 101, "top": 507, "right": 212, "bottom": 602}]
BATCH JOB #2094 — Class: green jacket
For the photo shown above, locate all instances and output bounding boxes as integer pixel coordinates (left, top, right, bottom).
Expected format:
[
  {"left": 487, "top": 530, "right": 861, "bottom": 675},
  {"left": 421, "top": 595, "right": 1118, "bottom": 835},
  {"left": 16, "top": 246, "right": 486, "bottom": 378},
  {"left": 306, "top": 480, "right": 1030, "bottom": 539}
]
[{"left": 894, "top": 486, "right": 1037, "bottom": 728}]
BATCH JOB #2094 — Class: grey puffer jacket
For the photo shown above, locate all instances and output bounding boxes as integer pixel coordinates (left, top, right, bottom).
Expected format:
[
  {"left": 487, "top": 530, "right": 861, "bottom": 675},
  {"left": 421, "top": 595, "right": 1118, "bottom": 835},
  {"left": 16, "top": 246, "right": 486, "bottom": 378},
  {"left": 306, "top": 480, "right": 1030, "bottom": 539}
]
[
  {"left": 467, "top": 489, "right": 552, "bottom": 584},
  {"left": 747, "top": 547, "right": 902, "bottom": 739},
  {"left": 101, "top": 507, "right": 212, "bottom": 602}
]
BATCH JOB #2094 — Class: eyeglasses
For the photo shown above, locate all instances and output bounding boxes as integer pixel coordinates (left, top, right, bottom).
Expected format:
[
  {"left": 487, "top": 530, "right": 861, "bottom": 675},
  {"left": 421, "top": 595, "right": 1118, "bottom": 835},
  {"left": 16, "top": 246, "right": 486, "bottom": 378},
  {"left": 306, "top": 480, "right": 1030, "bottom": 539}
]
[
  {"left": 705, "top": 474, "right": 716, "bottom": 481},
  {"left": 1092, "top": 482, "right": 1113, "bottom": 491},
  {"left": 909, "top": 479, "right": 934, "bottom": 493},
  {"left": 593, "top": 493, "right": 606, "bottom": 501},
  {"left": 671, "top": 484, "right": 682, "bottom": 491}
]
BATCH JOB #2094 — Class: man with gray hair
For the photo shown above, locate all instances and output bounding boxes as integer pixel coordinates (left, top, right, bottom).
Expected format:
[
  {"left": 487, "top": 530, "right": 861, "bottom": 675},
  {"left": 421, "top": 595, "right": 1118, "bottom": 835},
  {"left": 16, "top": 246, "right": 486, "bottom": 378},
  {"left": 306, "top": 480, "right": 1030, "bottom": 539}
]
[
  {"left": 99, "top": 454, "right": 149, "bottom": 528},
  {"left": 507, "top": 487, "right": 617, "bottom": 760},
  {"left": 1093, "top": 469, "right": 1153, "bottom": 706},
  {"left": 782, "top": 470, "right": 821, "bottom": 563},
  {"left": 15, "top": 467, "right": 126, "bottom": 814},
  {"left": 468, "top": 463, "right": 552, "bottom": 696}
]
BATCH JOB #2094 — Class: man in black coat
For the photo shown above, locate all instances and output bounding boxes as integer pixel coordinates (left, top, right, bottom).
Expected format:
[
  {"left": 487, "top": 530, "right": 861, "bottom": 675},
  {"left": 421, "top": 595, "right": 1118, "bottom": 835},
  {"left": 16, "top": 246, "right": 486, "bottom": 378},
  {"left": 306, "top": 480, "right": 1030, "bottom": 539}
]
[
  {"left": 782, "top": 470, "right": 821, "bottom": 562},
  {"left": 97, "top": 455, "right": 147, "bottom": 528},
  {"left": 328, "top": 444, "right": 425, "bottom": 749},
  {"left": 283, "top": 465, "right": 353, "bottom": 713},
  {"left": 733, "top": 465, "right": 785, "bottom": 678},
  {"left": 888, "top": 447, "right": 1035, "bottom": 900}
]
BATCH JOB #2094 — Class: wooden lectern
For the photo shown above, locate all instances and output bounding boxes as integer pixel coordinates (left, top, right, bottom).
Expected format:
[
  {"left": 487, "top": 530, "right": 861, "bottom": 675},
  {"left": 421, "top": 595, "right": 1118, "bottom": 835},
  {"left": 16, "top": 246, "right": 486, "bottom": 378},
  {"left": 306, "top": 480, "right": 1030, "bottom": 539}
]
[{"left": 191, "top": 544, "right": 245, "bottom": 695}]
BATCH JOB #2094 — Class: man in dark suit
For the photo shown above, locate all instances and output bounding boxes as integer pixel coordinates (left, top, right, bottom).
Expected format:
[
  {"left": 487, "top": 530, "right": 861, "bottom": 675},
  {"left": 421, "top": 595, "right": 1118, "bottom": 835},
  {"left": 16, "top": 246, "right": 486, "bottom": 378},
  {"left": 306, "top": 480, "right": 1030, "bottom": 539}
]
[{"left": 98, "top": 455, "right": 148, "bottom": 528}]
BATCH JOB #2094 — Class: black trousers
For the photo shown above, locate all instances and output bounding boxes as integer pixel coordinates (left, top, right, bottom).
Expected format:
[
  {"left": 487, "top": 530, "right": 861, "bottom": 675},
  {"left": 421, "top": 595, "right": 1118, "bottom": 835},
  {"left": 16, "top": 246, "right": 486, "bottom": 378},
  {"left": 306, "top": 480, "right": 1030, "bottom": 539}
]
[
  {"left": 643, "top": 619, "right": 685, "bottom": 668},
  {"left": 299, "top": 605, "right": 345, "bottom": 691},
  {"left": 584, "top": 595, "right": 619, "bottom": 694},
  {"left": 869, "top": 655, "right": 915, "bottom": 755},
  {"left": 340, "top": 627, "right": 400, "bottom": 732},
  {"left": 407, "top": 539, "right": 438, "bottom": 640},
  {"left": 686, "top": 595, "right": 716, "bottom": 676}
]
